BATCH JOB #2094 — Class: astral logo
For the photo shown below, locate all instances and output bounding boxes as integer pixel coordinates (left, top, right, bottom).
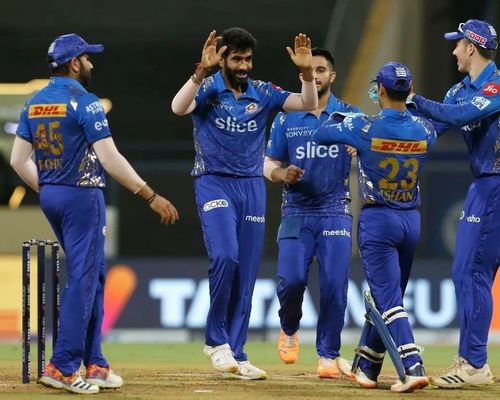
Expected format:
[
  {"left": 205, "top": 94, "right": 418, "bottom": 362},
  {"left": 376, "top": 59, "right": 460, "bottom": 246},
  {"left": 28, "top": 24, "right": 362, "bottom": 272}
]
[{"left": 203, "top": 199, "right": 229, "bottom": 212}]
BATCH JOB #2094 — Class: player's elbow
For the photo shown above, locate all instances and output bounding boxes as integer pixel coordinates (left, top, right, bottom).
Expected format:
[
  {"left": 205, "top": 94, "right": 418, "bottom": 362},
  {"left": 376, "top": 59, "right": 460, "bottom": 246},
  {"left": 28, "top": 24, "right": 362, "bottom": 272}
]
[{"left": 171, "top": 102, "right": 185, "bottom": 116}]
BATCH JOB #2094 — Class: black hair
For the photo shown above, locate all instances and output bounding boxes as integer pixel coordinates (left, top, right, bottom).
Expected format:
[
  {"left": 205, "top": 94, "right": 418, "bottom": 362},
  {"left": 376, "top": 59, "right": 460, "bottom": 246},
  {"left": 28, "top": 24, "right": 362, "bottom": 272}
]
[
  {"left": 386, "top": 86, "right": 411, "bottom": 101},
  {"left": 216, "top": 27, "right": 257, "bottom": 58},
  {"left": 473, "top": 43, "right": 497, "bottom": 60},
  {"left": 311, "top": 47, "right": 335, "bottom": 69}
]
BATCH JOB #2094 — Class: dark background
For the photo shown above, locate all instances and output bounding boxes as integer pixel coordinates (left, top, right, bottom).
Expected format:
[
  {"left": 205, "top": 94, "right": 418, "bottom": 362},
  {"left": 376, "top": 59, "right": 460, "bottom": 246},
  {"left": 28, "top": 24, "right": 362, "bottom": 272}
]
[{"left": 1, "top": 0, "right": 499, "bottom": 258}]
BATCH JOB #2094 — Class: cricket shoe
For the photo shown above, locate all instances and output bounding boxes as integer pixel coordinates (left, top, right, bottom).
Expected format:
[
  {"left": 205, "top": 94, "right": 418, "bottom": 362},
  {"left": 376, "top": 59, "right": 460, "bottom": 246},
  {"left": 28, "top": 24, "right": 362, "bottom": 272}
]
[
  {"left": 203, "top": 343, "right": 239, "bottom": 373},
  {"left": 430, "top": 356, "right": 494, "bottom": 388},
  {"left": 317, "top": 357, "right": 353, "bottom": 379},
  {"left": 390, "top": 363, "right": 429, "bottom": 393},
  {"left": 86, "top": 364, "right": 123, "bottom": 388},
  {"left": 352, "top": 367, "right": 378, "bottom": 389},
  {"left": 278, "top": 329, "right": 299, "bottom": 364},
  {"left": 39, "top": 362, "right": 99, "bottom": 394},
  {"left": 222, "top": 361, "right": 268, "bottom": 380}
]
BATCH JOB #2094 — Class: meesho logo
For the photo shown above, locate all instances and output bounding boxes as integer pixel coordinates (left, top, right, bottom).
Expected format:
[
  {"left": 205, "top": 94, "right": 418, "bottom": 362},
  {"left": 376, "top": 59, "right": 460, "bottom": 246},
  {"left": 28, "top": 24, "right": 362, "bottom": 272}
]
[
  {"left": 323, "top": 228, "right": 351, "bottom": 237},
  {"left": 459, "top": 211, "right": 481, "bottom": 223}
]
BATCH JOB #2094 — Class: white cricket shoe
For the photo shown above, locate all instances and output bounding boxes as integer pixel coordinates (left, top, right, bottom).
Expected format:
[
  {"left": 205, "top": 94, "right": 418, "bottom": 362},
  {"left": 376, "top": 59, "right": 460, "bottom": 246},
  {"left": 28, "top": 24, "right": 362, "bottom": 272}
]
[
  {"left": 39, "top": 362, "right": 99, "bottom": 394},
  {"left": 337, "top": 357, "right": 354, "bottom": 379},
  {"left": 203, "top": 343, "right": 239, "bottom": 373},
  {"left": 430, "top": 356, "right": 494, "bottom": 388},
  {"left": 352, "top": 367, "right": 378, "bottom": 389},
  {"left": 391, "top": 363, "right": 429, "bottom": 393},
  {"left": 222, "top": 361, "right": 268, "bottom": 380},
  {"left": 86, "top": 364, "right": 123, "bottom": 388}
]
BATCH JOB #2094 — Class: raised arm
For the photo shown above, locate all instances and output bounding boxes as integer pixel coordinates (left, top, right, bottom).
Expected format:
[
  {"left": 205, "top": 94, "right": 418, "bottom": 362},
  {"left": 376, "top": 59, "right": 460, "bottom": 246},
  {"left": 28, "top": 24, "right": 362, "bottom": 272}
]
[
  {"left": 282, "top": 33, "right": 318, "bottom": 112},
  {"left": 93, "top": 137, "right": 179, "bottom": 225},
  {"left": 171, "top": 30, "right": 227, "bottom": 115}
]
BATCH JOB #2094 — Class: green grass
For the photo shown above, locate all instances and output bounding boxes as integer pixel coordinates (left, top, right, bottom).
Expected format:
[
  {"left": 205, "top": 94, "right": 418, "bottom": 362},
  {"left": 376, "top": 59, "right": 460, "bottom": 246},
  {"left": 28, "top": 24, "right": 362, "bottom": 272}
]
[{"left": 0, "top": 342, "right": 499, "bottom": 399}]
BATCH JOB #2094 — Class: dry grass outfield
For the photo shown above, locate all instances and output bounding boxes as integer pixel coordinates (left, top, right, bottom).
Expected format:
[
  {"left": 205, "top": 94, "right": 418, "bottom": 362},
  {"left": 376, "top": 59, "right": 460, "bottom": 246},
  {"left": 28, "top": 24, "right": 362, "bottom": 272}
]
[{"left": 0, "top": 342, "right": 499, "bottom": 399}]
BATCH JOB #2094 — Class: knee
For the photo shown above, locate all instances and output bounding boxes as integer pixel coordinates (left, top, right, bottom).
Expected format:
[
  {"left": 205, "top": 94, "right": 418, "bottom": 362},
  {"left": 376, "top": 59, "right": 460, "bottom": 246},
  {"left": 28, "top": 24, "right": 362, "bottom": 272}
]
[
  {"left": 279, "top": 275, "right": 307, "bottom": 293},
  {"left": 210, "top": 250, "right": 238, "bottom": 269}
]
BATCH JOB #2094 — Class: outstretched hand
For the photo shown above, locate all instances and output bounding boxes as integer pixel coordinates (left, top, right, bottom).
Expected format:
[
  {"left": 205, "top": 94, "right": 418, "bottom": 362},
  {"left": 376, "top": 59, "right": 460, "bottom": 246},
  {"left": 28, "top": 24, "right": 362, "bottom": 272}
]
[
  {"left": 286, "top": 33, "right": 312, "bottom": 70},
  {"left": 199, "top": 30, "right": 227, "bottom": 71},
  {"left": 149, "top": 195, "right": 179, "bottom": 225}
]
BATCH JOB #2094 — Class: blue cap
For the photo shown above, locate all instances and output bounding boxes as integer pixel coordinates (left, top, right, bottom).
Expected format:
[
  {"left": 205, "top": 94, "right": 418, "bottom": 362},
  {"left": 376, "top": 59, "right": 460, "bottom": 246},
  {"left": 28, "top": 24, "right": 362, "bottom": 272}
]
[
  {"left": 444, "top": 19, "right": 498, "bottom": 50},
  {"left": 373, "top": 62, "right": 412, "bottom": 92},
  {"left": 47, "top": 33, "right": 104, "bottom": 68}
]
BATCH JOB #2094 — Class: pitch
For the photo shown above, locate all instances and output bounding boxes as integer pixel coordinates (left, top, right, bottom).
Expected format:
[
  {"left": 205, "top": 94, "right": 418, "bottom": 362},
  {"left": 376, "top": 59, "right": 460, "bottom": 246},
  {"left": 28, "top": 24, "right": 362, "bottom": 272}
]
[{"left": 0, "top": 342, "right": 498, "bottom": 399}]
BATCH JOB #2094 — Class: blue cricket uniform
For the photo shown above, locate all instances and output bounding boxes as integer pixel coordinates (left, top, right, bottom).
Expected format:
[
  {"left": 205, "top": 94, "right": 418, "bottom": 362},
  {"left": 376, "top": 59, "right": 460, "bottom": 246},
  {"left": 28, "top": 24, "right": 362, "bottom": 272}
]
[
  {"left": 313, "top": 109, "right": 436, "bottom": 373},
  {"left": 192, "top": 71, "right": 291, "bottom": 361},
  {"left": 17, "top": 76, "right": 111, "bottom": 375},
  {"left": 412, "top": 61, "right": 500, "bottom": 368},
  {"left": 266, "top": 94, "right": 357, "bottom": 358}
]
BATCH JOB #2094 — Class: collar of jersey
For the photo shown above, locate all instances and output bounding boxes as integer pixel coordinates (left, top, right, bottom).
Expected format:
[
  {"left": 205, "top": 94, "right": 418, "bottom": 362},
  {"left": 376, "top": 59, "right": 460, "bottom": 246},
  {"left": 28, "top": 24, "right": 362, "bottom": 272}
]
[
  {"left": 379, "top": 108, "right": 410, "bottom": 118},
  {"left": 49, "top": 76, "right": 87, "bottom": 92},
  {"left": 463, "top": 61, "right": 497, "bottom": 89},
  {"left": 300, "top": 92, "right": 338, "bottom": 119},
  {"left": 213, "top": 71, "right": 259, "bottom": 100}
]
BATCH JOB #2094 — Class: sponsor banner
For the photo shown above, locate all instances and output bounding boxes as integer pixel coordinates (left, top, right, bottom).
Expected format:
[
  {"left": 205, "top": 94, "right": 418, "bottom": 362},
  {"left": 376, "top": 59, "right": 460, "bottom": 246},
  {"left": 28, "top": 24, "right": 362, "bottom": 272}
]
[
  {"left": 1, "top": 256, "right": 498, "bottom": 339},
  {"left": 104, "top": 258, "right": 500, "bottom": 333}
]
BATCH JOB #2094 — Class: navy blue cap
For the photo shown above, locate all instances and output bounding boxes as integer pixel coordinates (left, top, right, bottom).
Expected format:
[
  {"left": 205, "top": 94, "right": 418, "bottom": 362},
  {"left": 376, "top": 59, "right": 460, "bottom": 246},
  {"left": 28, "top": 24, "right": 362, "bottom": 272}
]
[
  {"left": 444, "top": 19, "right": 498, "bottom": 50},
  {"left": 47, "top": 33, "right": 104, "bottom": 68},
  {"left": 373, "top": 62, "right": 412, "bottom": 92}
]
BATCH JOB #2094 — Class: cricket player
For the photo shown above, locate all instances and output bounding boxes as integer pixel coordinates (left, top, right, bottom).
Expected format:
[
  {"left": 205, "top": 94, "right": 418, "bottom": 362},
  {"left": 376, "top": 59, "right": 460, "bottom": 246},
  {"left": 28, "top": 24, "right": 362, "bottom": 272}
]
[
  {"left": 11, "top": 33, "right": 179, "bottom": 394},
  {"left": 409, "top": 19, "right": 499, "bottom": 388},
  {"left": 313, "top": 62, "right": 436, "bottom": 393},
  {"left": 264, "top": 47, "right": 357, "bottom": 378},
  {"left": 171, "top": 28, "right": 318, "bottom": 379}
]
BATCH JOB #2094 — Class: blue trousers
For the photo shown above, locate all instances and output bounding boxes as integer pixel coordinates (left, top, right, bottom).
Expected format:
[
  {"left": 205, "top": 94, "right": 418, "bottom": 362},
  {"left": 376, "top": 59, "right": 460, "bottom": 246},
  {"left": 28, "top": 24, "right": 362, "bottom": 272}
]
[
  {"left": 452, "top": 176, "right": 500, "bottom": 368},
  {"left": 276, "top": 215, "right": 352, "bottom": 358},
  {"left": 40, "top": 185, "right": 108, "bottom": 375},
  {"left": 357, "top": 207, "right": 422, "bottom": 373},
  {"left": 195, "top": 175, "right": 265, "bottom": 361}
]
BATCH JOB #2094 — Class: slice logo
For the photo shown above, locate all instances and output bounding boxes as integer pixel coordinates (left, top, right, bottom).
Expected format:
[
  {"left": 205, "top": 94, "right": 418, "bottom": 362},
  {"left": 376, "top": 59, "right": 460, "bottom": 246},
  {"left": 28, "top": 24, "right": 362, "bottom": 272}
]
[
  {"left": 203, "top": 199, "right": 229, "bottom": 212},
  {"left": 102, "top": 265, "right": 137, "bottom": 335},
  {"left": 28, "top": 104, "right": 67, "bottom": 118},
  {"left": 482, "top": 83, "right": 500, "bottom": 96},
  {"left": 371, "top": 138, "right": 427, "bottom": 154}
]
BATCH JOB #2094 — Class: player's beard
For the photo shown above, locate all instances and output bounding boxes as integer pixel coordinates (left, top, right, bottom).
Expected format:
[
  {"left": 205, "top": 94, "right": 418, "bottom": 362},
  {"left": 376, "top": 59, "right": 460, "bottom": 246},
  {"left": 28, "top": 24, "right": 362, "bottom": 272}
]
[
  {"left": 225, "top": 66, "right": 250, "bottom": 92},
  {"left": 317, "top": 82, "right": 330, "bottom": 99},
  {"left": 78, "top": 66, "right": 92, "bottom": 88}
]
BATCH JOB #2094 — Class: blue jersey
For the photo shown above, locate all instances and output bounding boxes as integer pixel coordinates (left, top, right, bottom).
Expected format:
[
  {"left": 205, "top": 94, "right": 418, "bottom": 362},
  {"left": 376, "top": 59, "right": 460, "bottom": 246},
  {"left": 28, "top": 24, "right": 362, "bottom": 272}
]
[
  {"left": 191, "top": 71, "right": 291, "bottom": 177},
  {"left": 412, "top": 61, "right": 500, "bottom": 177},
  {"left": 266, "top": 94, "right": 359, "bottom": 216},
  {"left": 313, "top": 109, "right": 437, "bottom": 209},
  {"left": 16, "top": 77, "right": 110, "bottom": 187}
]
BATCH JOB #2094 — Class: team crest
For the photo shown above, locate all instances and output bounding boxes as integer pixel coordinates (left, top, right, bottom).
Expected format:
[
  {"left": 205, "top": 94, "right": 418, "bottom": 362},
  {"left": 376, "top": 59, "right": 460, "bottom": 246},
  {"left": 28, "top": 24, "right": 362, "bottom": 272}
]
[{"left": 245, "top": 102, "right": 259, "bottom": 114}]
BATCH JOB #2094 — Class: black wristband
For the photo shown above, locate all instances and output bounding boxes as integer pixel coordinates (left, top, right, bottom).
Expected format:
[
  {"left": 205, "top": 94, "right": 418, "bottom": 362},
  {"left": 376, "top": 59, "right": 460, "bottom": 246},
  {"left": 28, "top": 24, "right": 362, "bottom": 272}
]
[{"left": 147, "top": 192, "right": 157, "bottom": 204}]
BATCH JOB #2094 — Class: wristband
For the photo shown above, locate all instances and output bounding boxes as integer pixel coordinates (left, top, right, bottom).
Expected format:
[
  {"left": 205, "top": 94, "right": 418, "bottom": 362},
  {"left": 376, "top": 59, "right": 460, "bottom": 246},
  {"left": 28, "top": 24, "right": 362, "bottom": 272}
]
[
  {"left": 147, "top": 192, "right": 157, "bottom": 204},
  {"left": 191, "top": 73, "right": 202, "bottom": 85}
]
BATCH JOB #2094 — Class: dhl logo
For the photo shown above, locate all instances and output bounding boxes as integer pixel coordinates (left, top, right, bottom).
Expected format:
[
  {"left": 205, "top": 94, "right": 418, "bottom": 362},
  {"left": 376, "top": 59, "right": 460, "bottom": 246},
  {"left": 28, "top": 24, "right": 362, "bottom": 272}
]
[
  {"left": 28, "top": 104, "right": 67, "bottom": 118},
  {"left": 371, "top": 138, "right": 427, "bottom": 154}
]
